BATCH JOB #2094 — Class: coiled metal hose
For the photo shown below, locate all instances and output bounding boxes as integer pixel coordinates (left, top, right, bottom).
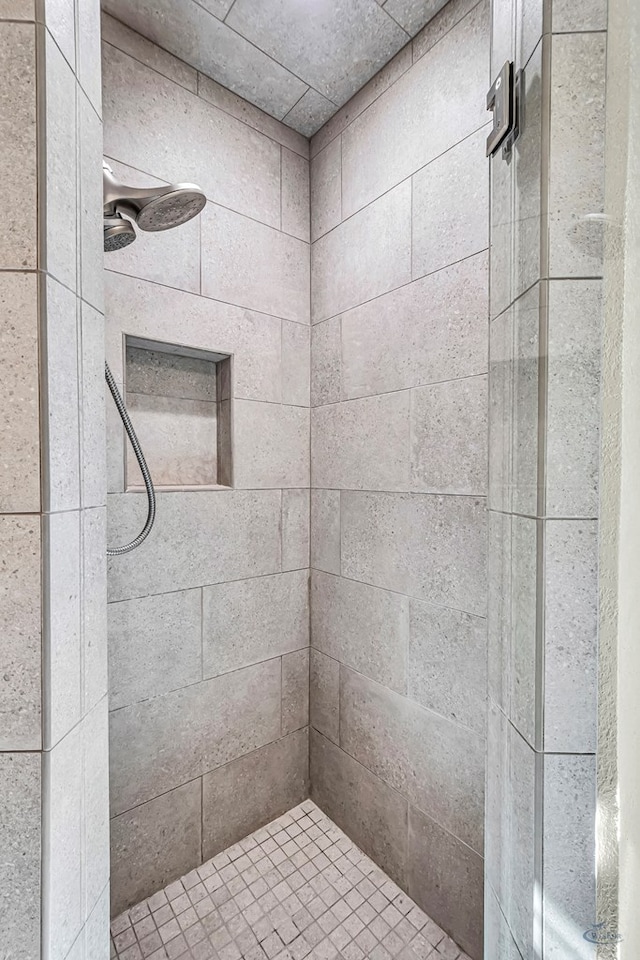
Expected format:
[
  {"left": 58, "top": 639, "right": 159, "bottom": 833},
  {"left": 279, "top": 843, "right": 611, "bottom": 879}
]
[{"left": 105, "top": 361, "right": 156, "bottom": 556}]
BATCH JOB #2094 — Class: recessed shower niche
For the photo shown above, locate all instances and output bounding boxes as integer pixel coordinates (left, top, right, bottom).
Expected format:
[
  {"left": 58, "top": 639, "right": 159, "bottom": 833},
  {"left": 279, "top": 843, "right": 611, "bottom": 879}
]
[{"left": 124, "top": 336, "right": 232, "bottom": 490}]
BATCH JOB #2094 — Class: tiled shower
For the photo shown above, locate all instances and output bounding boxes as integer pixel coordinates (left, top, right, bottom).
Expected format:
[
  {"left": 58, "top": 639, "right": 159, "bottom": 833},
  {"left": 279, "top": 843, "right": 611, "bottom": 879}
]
[{"left": 0, "top": 0, "right": 607, "bottom": 958}]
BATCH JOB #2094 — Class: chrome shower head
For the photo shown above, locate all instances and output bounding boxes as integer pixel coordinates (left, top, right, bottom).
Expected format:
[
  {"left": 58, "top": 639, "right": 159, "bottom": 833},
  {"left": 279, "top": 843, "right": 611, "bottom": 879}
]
[
  {"left": 102, "top": 161, "right": 206, "bottom": 250},
  {"left": 104, "top": 214, "right": 136, "bottom": 252}
]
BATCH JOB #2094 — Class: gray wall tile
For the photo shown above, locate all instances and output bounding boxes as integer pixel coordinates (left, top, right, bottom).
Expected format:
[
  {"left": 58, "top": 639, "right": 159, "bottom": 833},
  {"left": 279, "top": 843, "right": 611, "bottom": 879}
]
[
  {"left": 106, "top": 490, "right": 281, "bottom": 601},
  {"left": 0, "top": 22, "right": 36, "bottom": 270},
  {"left": 311, "top": 571, "right": 408, "bottom": 692},
  {"left": 544, "top": 520, "right": 598, "bottom": 753},
  {"left": 310, "top": 137, "right": 342, "bottom": 241},
  {"left": 311, "top": 181, "right": 412, "bottom": 322},
  {"left": 201, "top": 204, "right": 310, "bottom": 324},
  {"left": 110, "top": 780, "right": 202, "bottom": 916},
  {"left": 83, "top": 700, "right": 110, "bottom": 919},
  {"left": 82, "top": 508, "right": 108, "bottom": 715},
  {"left": 409, "top": 600, "right": 487, "bottom": 735},
  {"left": 310, "top": 729, "right": 408, "bottom": 887},
  {"left": 340, "top": 0, "right": 489, "bottom": 217},
  {"left": 412, "top": 127, "right": 490, "bottom": 280},
  {"left": 44, "top": 510, "right": 81, "bottom": 749},
  {"left": 0, "top": 273, "right": 40, "bottom": 512},
  {"left": 311, "top": 317, "right": 342, "bottom": 407},
  {"left": 408, "top": 804, "right": 484, "bottom": 960},
  {"left": 282, "top": 488, "right": 310, "bottom": 571},
  {"left": 282, "top": 320, "right": 311, "bottom": 407},
  {"left": 202, "top": 571, "right": 308, "bottom": 677},
  {"left": 341, "top": 252, "right": 488, "bottom": 400},
  {"left": 0, "top": 515, "right": 41, "bottom": 751},
  {"left": 281, "top": 147, "right": 310, "bottom": 241},
  {"left": 410, "top": 375, "right": 488, "bottom": 495},
  {"left": 341, "top": 491, "right": 487, "bottom": 615},
  {"left": 282, "top": 649, "right": 310, "bottom": 736},
  {"left": 311, "top": 489, "right": 341, "bottom": 574},
  {"left": 108, "top": 589, "right": 202, "bottom": 710},
  {"left": 543, "top": 754, "right": 596, "bottom": 960},
  {"left": 102, "top": 12, "right": 197, "bottom": 92},
  {"left": 412, "top": 0, "right": 481, "bottom": 62},
  {"left": 233, "top": 401, "right": 310, "bottom": 488},
  {"left": 0, "top": 753, "right": 40, "bottom": 960},
  {"left": 202, "top": 729, "right": 309, "bottom": 860},
  {"left": 310, "top": 649, "right": 340, "bottom": 744},
  {"left": 80, "top": 301, "right": 107, "bottom": 510},
  {"left": 548, "top": 32, "right": 606, "bottom": 278},
  {"left": 552, "top": 0, "right": 608, "bottom": 31},
  {"left": 312, "top": 392, "right": 411, "bottom": 491},
  {"left": 109, "top": 659, "right": 282, "bottom": 814},
  {"left": 340, "top": 668, "right": 484, "bottom": 853},
  {"left": 43, "top": 723, "right": 83, "bottom": 960},
  {"left": 546, "top": 280, "right": 602, "bottom": 517}
]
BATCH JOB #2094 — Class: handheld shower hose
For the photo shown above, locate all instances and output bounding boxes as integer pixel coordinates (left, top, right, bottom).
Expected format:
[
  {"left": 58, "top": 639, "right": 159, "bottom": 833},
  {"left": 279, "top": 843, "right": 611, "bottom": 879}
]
[{"left": 105, "top": 362, "right": 156, "bottom": 556}]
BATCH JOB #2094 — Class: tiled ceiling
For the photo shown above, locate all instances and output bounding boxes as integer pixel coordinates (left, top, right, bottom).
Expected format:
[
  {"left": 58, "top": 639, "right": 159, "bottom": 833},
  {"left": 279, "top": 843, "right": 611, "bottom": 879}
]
[{"left": 101, "top": 0, "right": 450, "bottom": 137}]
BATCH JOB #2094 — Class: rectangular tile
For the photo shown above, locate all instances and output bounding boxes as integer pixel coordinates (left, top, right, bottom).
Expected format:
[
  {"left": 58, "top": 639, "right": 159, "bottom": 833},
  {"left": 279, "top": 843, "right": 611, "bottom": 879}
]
[
  {"left": 108, "top": 589, "right": 202, "bottom": 710},
  {"left": 408, "top": 804, "right": 484, "bottom": 960},
  {"left": 80, "top": 301, "right": 107, "bottom": 510},
  {"left": 202, "top": 729, "right": 309, "bottom": 860},
  {"left": 310, "top": 137, "right": 342, "bottom": 241},
  {"left": 410, "top": 375, "right": 488, "bottom": 495},
  {"left": 106, "top": 490, "right": 281, "bottom": 601},
  {"left": 43, "top": 723, "right": 83, "bottom": 960},
  {"left": 310, "top": 489, "right": 341, "bottom": 575},
  {"left": 0, "top": 22, "right": 36, "bottom": 269},
  {"left": 311, "top": 181, "right": 412, "bottom": 322},
  {"left": 0, "top": 753, "right": 40, "bottom": 960},
  {"left": 340, "top": 0, "right": 489, "bottom": 217},
  {"left": 341, "top": 491, "right": 487, "bottom": 615},
  {"left": 543, "top": 754, "right": 596, "bottom": 960},
  {"left": 340, "top": 668, "right": 484, "bottom": 853},
  {"left": 409, "top": 600, "right": 487, "bottom": 735},
  {"left": 546, "top": 280, "right": 602, "bottom": 517},
  {"left": 0, "top": 514, "right": 41, "bottom": 751},
  {"left": 548, "top": 32, "right": 606, "bottom": 277},
  {"left": 202, "top": 571, "right": 309, "bottom": 677},
  {"left": 109, "top": 659, "right": 282, "bottom": 814},
  {"left": 201, "top": 204, "right": 310, "bottom": 323},
  {"left": 310, "top": 648, "right": 340, "bottom": 744},
  {"left": 412, "top": 127, "right": 490, "bottom": 280},
  {"left": 233, "top": 401, "right": 310, "bottom": 488},
  {"left": 82, "top": 507, "right": 108, "bottom": 715},
  {"left": 312, "top": 392, "right": 411, "bottom": 491},
  {"left": 0, "top": 273, "right": 40, "bottom": 512},
  {"left": 110, "top": 780, "right": 202, "bottom": 916},
  {"left": 44, "top": 510, "right": 81, "bottom": 748},
  {"left": 413, "top": 0, "right": 482, "bottom": 62},
  {"left": 311, "top": 571, "right": 408, "bottom": 693},
  {"left": 282, "top": 649, "right": 310, "bottom": 736},
  {"left": 281, "top": 147, "right": 310, "bottom": 241},
  {"left": 83, "top": 700, "right": 110, "bottom": 919},
  {"left": 341, "top": 252, "right": 488, "bottom": 400},
  {"left": 310, "top": 729, "right": 408, "bottom": 888},
  {"left": 104, "top": 272, "right": 283, "bottom": 404},
  {"left": 282, "top": 488, "right": 310, "bottom": 571},
  {"left": 281, "top": 320, "right": 310, "bottom": 407},
  {"left": 544, "top": 520, "right": 598, "bottom": 753},
  {"left": 311, "top": 316, "right": 342, "bottom": 407},
  {"left": 102, "top": 42, "right": 282, "bottom": 228}
]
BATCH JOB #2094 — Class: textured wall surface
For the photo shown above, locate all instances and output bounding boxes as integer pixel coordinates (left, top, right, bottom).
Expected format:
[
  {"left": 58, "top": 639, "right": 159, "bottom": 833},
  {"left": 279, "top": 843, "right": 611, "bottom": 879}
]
[
  {"left": 486, "top": 0, "right": 607, "bottom": 957},
  {"left": 0, "top": 1, "right": 109, "bottom": 958},
  {"left": 102, "top": 14, "right": 311, "bottom": 916},
  {"left": 308, "top": 2, "right": 491, "bottom": 956}
]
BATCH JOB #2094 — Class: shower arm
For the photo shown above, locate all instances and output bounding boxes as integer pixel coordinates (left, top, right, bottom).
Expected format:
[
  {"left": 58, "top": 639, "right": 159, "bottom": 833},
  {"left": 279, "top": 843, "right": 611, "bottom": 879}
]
[{"left": 105, "top": 361, "right": 156, "bottom": 556}]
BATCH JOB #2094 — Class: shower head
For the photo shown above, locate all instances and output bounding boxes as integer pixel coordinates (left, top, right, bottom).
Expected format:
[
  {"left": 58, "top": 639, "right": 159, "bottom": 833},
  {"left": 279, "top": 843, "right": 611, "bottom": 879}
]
[
  {"left": 104, "top": 214, "right": 136, "bottom": 252},
  {"left": 103, "top": 161, "right": 206, "bottom": 250}
]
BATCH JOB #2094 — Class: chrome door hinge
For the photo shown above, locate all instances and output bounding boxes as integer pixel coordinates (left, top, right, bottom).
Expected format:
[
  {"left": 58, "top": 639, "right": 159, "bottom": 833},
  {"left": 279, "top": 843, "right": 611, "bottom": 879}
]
[{"left": 486, "top": 61, "right": 524, "bottom": 159}]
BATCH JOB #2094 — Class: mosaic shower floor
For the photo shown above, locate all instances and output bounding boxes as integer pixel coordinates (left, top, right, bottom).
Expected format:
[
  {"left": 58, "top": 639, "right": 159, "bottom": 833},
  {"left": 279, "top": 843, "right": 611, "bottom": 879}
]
[{"left": 110, "top": 800, "right": 471, "bottom": 960}]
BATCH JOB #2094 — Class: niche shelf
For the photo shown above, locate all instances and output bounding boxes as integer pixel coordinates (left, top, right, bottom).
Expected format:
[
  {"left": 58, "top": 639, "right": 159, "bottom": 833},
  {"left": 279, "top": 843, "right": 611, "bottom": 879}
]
[{"left": 124, "top": 335, "right": 232, "bottom": 491}]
